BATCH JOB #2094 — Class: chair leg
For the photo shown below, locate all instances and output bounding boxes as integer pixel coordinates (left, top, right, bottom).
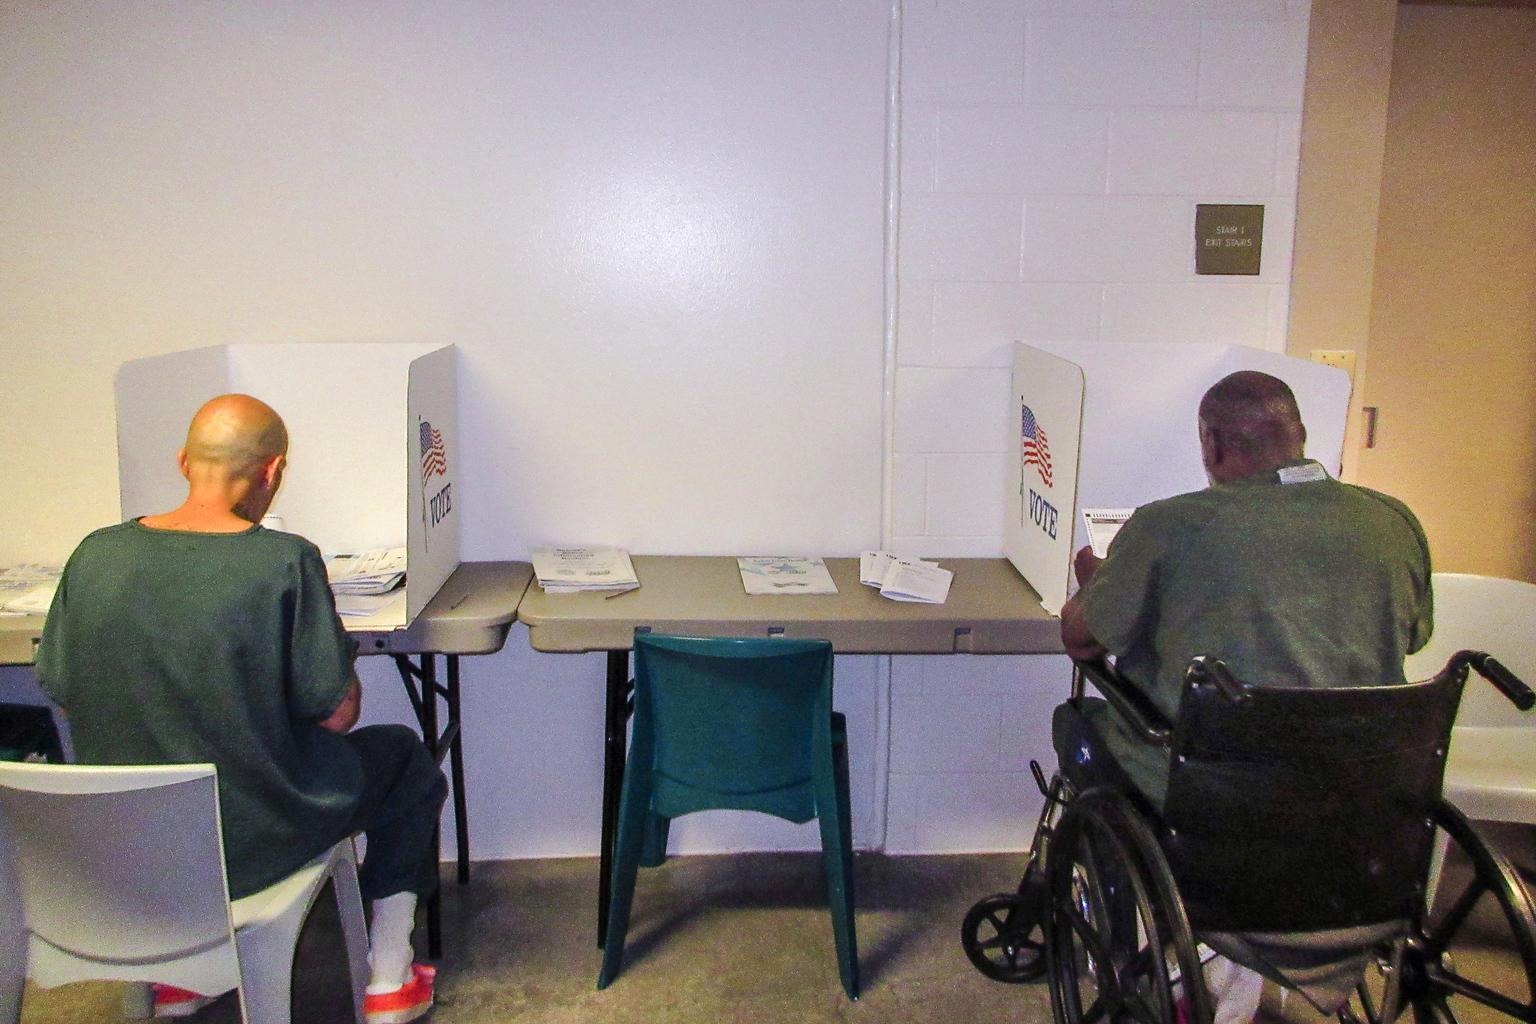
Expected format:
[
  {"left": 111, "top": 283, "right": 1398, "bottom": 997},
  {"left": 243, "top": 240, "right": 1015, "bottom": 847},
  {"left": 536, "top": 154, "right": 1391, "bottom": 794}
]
[
  {"left": 818, "top": 720, "right": 860, "bottom": 1000},
  {"left": 235, "top": 936, "right": 298, "bottom": 1024},
  {"left": 639, "top": 813, "right": 671, "bottom": 868},
  {"left": 597, "top": 765, "right": 654, "bottom": 990},
  {"left": 233, "top": 851, "right": 355, "bottom": 1024},
  {"left": 330, "top": 847, "right": 370, "bottom": 1024},
  {"left": 0, "top": 842, "right": 23, "bottom": 1024},
  {"left": 118, "top": 983, "right": 154, "bottom": 1019},
  {"left": 0, "top": 963, "right": 21, "bottom": 1024}
]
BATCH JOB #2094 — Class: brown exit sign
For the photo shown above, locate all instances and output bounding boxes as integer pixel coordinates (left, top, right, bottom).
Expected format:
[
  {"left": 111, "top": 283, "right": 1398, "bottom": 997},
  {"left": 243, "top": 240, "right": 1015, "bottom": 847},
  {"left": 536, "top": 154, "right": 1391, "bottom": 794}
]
[{"left": 1195, "top": 204, "right": 1264, "bottom": 275}]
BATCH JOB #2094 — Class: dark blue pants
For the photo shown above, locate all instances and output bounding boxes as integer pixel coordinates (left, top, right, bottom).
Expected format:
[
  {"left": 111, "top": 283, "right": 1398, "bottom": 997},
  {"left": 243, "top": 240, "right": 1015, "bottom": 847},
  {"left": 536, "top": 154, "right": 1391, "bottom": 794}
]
[
  {"left": 1052, "top": 698, "right": 1146, "bottom": 805},
  {"left": 343, "top": 724, "right": 448, "bottom": 901}
]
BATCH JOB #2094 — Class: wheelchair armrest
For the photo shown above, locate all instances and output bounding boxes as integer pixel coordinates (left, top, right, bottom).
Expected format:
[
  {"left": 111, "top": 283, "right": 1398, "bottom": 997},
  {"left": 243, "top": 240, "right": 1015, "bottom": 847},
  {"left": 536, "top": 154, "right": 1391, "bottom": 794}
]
[{"left": 1073, "top": 658, "right": 1174, "bottom": 745}]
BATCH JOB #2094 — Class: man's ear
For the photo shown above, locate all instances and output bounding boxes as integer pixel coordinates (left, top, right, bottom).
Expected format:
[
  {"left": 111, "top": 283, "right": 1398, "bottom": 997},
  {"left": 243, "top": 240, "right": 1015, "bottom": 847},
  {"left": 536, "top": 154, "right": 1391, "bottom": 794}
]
[
  {"left": 176, "top": 448, "right": 192, "bottom": 480},
  {"left": 1199, "top": 420, "right": 1224, "bottom": 473},
  {"left": 263, "top": 454, "right": 287, "bottom": 489}
]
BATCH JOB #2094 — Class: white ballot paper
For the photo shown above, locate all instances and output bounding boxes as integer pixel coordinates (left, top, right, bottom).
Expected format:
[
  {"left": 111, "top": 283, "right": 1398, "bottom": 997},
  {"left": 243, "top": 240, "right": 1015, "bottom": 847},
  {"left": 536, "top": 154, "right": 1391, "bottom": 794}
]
[
  {"left": 334, "top": 591, "right": 407, "bottom": 619},
  {"left": 326, "top": 547, "right": 408, "bottom": 595},
  {"left": 0, "top": 565, "right": 62, "bottom": 615},
  {"left": 859, "top": 551, "right": 952, "bottom": 604},
  {"left": 1082, "top": 508, "right": 1135, "bottom": 559},
  {"left": 859, "top": 551, "right": 899, "bottom": 587},
  {"left": 531, "top": 546, "right": 640, "bottom": 594},
  {"left": 878, "top": 559, "right": 953, "bottom": 604},
  {"left": 737, "top": 557, "right": 838, "bottom": 596}
]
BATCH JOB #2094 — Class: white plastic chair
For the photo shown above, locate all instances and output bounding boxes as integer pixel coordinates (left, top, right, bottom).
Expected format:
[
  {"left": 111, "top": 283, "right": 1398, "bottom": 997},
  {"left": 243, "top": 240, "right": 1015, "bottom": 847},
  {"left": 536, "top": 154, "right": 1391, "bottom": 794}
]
[
  {"left": 0, "top": 761, "right": 368, "bottom": 1024},
  {"left": 1404, "top": 573, "right": 1536, "bottom": 824}
]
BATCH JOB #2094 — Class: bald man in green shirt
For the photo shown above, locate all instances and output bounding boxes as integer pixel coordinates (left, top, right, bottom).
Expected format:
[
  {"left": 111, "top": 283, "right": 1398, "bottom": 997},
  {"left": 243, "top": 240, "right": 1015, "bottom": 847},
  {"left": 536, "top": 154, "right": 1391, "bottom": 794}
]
[
  {"left": 1054, "top": 371, "right": 1432, "bottom": 1023},
  {"left": 39, "top": 394, "right": 443, "bottom": 1023}
]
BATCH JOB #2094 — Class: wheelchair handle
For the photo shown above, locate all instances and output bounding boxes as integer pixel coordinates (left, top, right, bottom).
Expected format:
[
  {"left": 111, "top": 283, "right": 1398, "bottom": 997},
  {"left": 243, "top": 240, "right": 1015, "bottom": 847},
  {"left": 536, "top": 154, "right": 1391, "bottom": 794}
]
[
  {"left": 1187, "top": 657, "right": 1252, "bottom": 706},
  {"left": 1454, "top": 650, "right": 1536, "bottom": 711}
]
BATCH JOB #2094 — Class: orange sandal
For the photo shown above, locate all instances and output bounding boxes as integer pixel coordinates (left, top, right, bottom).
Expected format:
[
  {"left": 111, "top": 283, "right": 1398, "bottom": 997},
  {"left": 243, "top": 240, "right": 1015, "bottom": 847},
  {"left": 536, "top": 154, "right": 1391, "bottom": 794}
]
[{"left": 364, "top": 962, "right": 436, "bottom": 1024}]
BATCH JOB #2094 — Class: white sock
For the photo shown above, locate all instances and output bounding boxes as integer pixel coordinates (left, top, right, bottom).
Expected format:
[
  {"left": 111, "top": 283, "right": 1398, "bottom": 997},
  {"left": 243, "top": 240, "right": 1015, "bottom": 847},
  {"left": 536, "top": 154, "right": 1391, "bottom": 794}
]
[
  {"left": 366, "top": 892, "right": 418, "bottom": 993},
  {"left": 1205, "top": 956, "right": 1264, "bottom": 1024}
]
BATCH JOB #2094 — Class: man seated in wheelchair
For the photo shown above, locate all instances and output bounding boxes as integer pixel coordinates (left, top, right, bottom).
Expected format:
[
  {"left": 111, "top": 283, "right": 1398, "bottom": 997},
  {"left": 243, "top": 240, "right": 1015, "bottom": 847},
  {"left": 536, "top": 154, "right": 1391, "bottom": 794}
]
[{"left": 1057, "top": 370, "right": 1433, "bottom": 1020}]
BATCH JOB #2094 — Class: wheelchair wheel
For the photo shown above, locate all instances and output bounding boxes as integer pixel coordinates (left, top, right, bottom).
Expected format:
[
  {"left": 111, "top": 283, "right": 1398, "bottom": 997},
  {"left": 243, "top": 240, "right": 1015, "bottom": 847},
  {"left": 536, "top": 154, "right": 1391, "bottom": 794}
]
[
  {"left": 962, "top": 870, "right": 1048, "bottom": 983},
  {"left": 1044, "top": 788, "right": 1213, "bottom": 1024},
  {"left": 1340, "top": 802, "right": 1536, "bottom": 1024}
]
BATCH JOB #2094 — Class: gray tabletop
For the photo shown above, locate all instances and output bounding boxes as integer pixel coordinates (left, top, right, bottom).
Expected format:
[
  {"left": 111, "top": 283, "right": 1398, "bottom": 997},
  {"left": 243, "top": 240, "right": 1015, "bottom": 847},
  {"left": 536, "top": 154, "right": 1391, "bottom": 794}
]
[
  {"left": 518, "top": 556, "right": 1063, "bottom": 655},
  {"left": 351, "top": 560, "right": 533, "bottom": 657},
  {"left": 0, "top": 560, "right": 534, "bottom": 667},
  {"left": 0, "top": 617, "right": 40, "bottom": 668}
]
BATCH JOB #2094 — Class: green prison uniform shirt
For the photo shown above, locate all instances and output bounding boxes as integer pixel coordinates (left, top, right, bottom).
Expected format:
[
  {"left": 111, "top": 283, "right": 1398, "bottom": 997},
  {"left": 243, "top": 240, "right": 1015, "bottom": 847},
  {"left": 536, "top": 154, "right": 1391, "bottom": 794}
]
[
  {"left": 37, "top": 520, "right": 363, "bottom": 898},
  {"left": 1076, "top": 460, "right": 1433, "bottom": 807}
]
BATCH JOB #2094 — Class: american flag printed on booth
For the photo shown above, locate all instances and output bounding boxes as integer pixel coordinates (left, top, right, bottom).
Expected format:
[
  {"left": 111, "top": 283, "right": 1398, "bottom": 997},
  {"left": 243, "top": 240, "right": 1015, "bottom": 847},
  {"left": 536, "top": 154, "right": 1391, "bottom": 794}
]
[
  {"left": 1020, "top": 404, "right": 1052, "bottom": 487},
  {"left": 420, "top": 420, "right": 447, "bottom": 486}
]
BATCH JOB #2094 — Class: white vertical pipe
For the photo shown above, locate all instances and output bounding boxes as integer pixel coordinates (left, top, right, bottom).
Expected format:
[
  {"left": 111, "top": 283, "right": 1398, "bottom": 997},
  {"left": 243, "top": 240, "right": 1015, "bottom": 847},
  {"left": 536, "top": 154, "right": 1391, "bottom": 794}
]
[{"left": 872, "top": 0, "right": 903, "bottom": 854}]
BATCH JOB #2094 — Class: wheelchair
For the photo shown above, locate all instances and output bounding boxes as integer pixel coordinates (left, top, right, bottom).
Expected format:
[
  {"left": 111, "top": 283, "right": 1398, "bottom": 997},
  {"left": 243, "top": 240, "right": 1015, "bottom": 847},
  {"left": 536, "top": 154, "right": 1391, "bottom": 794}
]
[{"left": 961, "top": 651, "right": 1536, "bottom": 1024}]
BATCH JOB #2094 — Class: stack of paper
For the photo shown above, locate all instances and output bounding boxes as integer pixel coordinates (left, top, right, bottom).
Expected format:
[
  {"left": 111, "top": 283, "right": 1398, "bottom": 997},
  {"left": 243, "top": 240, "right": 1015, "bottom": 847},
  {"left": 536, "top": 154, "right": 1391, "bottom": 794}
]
[
  {"left": 532, "top": 547, "right": 640, "bottom": 594},
  {"left": 333, "top": 592, "right": 406, "bottom": 619},
  {"left": 737, "top": 557, "right": 838, "bottom": 596},
  {"left": 326, "top": 547, "right": 408, "bottom": 595},
  {"left": 0, "top": 564, "right": 62, "bottom": 616},
  {"left": 859, "top": 551, "right": 953, "bottom": 604}
]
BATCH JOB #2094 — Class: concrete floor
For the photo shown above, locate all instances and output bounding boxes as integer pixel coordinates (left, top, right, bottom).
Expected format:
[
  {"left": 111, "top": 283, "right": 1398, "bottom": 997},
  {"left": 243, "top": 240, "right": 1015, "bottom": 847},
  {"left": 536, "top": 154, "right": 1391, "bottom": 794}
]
[
  {"left": 17, "top": 852, "right": 1052, "bottom": 1024},
  {"left": 15, "top": 840, "right": 1536, "bottom": 1024}
]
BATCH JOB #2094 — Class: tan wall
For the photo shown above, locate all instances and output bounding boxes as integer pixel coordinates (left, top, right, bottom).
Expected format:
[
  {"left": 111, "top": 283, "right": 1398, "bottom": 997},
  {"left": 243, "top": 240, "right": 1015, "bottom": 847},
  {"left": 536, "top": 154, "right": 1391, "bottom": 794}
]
[
  {"left": 1287, "top": 0, "right": 1398, "bottom": 480},
  {"left": 1355, "top": 7, "right": 1536, "bottom": 581}
]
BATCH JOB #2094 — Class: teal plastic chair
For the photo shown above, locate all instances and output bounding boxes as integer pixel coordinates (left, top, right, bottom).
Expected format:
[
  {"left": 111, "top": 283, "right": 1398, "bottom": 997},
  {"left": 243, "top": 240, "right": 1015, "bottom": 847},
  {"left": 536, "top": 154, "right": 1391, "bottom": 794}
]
[{"left": 597, "top": 632, "right": 859, "bottom": 999}]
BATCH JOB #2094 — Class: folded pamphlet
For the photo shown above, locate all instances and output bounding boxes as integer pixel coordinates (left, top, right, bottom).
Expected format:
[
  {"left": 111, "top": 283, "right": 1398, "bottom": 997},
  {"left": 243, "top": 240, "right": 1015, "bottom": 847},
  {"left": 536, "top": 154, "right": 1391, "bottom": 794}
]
[
  {"left": 860, "top": 551, "right": 951, "bottom": 604},
  {"left": 531, "top": 546, "right": 640, "bottom": 594},
  {"left": 737, "top": 557, "right": 838, "bottom": 596},
  {"left": 878, "top": 559, "right": 953, "bottom": 604}
]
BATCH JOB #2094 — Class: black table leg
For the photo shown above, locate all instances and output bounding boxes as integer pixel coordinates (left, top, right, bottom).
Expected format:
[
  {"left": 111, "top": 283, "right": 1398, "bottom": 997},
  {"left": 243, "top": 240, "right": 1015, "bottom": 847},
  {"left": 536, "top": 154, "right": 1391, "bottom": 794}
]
[
  {"left": 446, "top": 656, "right": 470, "bottom": 884},
  {"left": 392, "top": 654, "right": 469, "bottom": 875},
  {"left": 417, "top": 656, "right": 444, "bottom": 959},
  {"left": 597, "top": 649, "right": 632, "bottom": 948},
  {"left": 393, "top": 652, "right": 471, "bottom": 961}
]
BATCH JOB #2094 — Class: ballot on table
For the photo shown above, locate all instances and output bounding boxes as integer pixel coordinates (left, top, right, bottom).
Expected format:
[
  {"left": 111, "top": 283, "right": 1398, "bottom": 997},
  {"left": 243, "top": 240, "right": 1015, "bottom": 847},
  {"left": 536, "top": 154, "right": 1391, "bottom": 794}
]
[
  {"left": 0, "top": 565, "right": 61, "bottom": 616},
  {"left": 115, "top": 343, "right": 460, "bottom": 632},
  {"left": 859, "top": 551, "right": 952, "bottom": 604}
]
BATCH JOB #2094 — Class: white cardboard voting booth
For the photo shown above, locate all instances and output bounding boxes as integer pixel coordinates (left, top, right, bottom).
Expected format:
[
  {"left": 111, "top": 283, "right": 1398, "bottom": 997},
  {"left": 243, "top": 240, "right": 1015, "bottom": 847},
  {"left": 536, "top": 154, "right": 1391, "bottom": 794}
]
[
  {"left": 1005, "top": 341, "right": 1352, "bottom": 614},
  {"left": 115, "top": 343, "right": 460, "bottom": 630}
]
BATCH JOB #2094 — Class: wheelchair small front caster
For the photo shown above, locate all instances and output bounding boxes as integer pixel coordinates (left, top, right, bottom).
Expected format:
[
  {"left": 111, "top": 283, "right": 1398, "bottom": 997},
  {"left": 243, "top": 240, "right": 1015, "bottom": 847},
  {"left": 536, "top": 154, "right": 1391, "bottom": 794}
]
[{"left": 961, "top": 884, "right": 1048, "bottom": 983}]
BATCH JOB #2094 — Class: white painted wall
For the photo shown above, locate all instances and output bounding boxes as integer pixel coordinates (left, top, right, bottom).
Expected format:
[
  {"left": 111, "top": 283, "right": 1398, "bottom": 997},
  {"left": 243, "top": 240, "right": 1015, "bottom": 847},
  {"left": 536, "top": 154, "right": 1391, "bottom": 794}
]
[
  {"left": 0, "top": 0, "right": 1313, "bottom": 861},
  {"left": 885, "top": 0, "right": 1311, "bottom": 853}
]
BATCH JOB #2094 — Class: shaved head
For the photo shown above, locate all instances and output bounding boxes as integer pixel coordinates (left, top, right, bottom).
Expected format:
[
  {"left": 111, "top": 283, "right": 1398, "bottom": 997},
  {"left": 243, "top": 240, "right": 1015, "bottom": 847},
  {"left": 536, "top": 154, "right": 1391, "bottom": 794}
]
[
  {"left": 184, "top": 394, "right": 289, "bottom": 476},
  {"left": 1198, "top": 371, "right": 1306, "bottom": 480}
]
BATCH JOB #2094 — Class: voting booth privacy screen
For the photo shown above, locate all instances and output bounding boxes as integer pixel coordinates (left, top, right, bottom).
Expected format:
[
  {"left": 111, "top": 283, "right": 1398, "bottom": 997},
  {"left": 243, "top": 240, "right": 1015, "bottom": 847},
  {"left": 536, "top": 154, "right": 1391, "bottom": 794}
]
[
  {"left": 1004, "top": 341, "right": 1352, "bottom": 614},
  {"left": 1003, "top": 347, "right": 1085, "bottom": 617},
  {"left": 115, "top": 343, "right": 460, "bottom": 630}
]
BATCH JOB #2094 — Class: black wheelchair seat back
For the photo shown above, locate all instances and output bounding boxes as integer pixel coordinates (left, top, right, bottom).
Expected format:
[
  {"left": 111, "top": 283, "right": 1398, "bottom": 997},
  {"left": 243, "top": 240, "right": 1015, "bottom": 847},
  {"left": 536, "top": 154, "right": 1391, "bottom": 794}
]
[{"left": 1160, "top": 663, "right": 1467, "bottom": 934}]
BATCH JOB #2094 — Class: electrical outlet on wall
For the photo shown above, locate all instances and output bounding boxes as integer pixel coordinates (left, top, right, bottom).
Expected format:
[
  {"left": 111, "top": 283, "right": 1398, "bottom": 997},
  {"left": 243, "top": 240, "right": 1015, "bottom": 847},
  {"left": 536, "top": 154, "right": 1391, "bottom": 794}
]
[{"left": 1310, "top": 349, "right": 1357, "bottom": 384}]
